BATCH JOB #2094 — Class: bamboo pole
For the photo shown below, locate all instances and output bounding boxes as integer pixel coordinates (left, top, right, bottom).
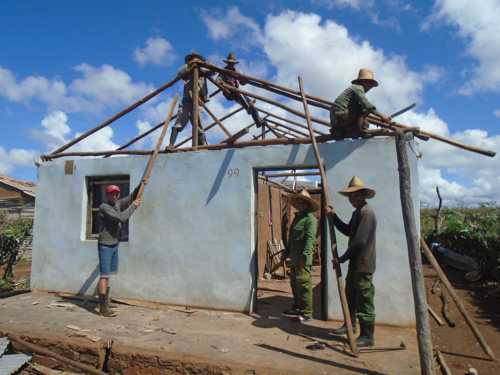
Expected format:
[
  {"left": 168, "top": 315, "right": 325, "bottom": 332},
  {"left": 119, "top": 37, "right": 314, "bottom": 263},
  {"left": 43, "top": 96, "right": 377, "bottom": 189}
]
[
  {"left": 8, "top": 334, "right": 106, "bottom": 375},
  {"left": 421, "top": 239, "right": 497, "bottom": 361},
  {"left": 192, "top": 67, "right": 200, "bottom": 148},
  {"left": 173, "top": 106, "right": 245, "bottom": 149},
  {"left": 207, "top": 76, "right": 331, "bottom": 128},
  {"left": 369, "top": 116, "right": 496, "bottom": 157},
  {"left": 50, "top": 75, "right": 182, "bottom": 155},
  {"left": 298, "top": 76, "right": 358, "bottom": 356},
  {"left": 43, "top": 134, "right": 335, "bottom": 160},
  {"left": 199, "top": 101, "right": 232, "bottom": 137},
  {"left": 135, "top": 95, "right": 178, "bottom": 201},
  {"left": 256, "top": 107, "right": 327, "bottom": 135},
  {"left": 395, "top": 132, "right": 434, "bottom": 374}
]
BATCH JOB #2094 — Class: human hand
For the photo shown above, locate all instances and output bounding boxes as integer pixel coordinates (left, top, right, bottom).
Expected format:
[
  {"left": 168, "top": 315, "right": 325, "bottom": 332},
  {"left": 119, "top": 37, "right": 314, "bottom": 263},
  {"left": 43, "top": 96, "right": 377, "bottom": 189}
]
[
  {"left": 381, "top": 115, "right": 392, "bottom": 123},
  {"left": 331, "top": 257, "right": 340, "bottom": 269},
  {"left": 133, "top": 199, "right": 141, "bottom": 208},
  {"left": 327, "top": 205, "right": 335, "bottom": 216}
]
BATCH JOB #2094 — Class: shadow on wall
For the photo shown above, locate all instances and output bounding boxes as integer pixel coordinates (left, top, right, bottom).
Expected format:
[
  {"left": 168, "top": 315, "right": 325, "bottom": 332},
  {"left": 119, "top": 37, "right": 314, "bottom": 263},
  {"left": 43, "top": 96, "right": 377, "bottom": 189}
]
[
  {"left": 78, "top": 264, "right": 99, "bottom": 295},
  {"left": 206, "top": 149, "right": 235, "bottom": 205}
]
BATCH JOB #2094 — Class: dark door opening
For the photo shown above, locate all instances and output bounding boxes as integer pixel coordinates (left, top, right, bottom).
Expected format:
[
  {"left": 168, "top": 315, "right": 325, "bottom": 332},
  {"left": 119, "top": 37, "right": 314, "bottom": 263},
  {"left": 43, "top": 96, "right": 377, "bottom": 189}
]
[{"left": 253, "top": 167, "right": 327, "bottom": 320}]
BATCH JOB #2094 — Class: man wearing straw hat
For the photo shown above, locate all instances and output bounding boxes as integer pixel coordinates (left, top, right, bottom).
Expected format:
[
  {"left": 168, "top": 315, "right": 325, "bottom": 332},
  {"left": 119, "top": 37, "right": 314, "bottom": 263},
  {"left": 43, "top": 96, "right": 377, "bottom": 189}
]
[
  {"left": 330, "top": 69, "right": 392, "bottom": 140},
  {"left": 329, "top": 176, "right": 377, "bottom": 347},
  {"left": 283, "top": 189, "right": 319, "bottom": 322},
  {"left": 217, "top": 52, "right": 266, "bottom": 128}
]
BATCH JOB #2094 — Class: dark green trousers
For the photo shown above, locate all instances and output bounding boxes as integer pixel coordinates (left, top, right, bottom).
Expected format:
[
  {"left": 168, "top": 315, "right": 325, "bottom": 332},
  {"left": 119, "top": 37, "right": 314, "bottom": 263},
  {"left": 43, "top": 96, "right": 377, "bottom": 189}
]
[
  {"left": 346, "top": 271, "right": 376, "bottom": 325},
  {"left": 290, "top": 264, "right": 313, "bottom": 318}
]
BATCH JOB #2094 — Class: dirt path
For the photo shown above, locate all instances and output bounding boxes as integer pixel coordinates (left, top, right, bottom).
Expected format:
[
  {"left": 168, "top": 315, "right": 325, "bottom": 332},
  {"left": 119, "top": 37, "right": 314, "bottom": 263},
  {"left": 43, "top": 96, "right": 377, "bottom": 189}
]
[{"left": 424, "top": 264, "right": 500, "bottom": 375}]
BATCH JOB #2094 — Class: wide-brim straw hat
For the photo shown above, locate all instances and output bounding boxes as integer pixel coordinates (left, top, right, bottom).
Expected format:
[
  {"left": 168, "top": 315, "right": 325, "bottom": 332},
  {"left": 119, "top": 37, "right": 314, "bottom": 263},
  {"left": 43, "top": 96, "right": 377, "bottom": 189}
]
[
  {"left": 223, "top": 52, "right": 239, "bottom": 65},
  {"left": 290, "top": 189, "right": 320, "bottom": 211},
  {"left": 352, "top": 68, "right": 379, "bottom": 87},
  {"left": 339, "top": 176, "right": 376, "bottom": 198},
  {"left": 185, "top": 52, "right": 205, "bottom": 63}
]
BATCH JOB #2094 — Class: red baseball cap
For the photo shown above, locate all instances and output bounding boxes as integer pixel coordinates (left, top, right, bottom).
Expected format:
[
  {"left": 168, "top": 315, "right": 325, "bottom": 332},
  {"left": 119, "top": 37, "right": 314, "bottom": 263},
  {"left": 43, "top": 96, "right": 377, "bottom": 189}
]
[{"left": 105, "top": 185, "right": 121, "bottom": 194}]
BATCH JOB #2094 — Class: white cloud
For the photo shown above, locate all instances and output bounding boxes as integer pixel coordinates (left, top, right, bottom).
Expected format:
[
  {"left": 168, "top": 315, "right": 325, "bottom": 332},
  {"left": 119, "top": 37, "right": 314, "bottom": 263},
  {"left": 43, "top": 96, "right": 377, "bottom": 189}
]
[
  {"left": 40, "top": 110, "right": 71, "bottom": 150},
  {"left": 311, "top": 0, "right": 373, "bottom": 9},
  {"left": 425, "top": 0, "right": 500, "bottom": 94},
  {"left": 0, "top": 64, "right": 153, "bottom": 113},
  {"left": 494, "top": 109, "right": 500, "bottom": 118},
  {"left": 0, "top": 147, "right": 37, "bottom": 174},
  {"left": 73, "top": 127, "right": 118, "bottom": 152},
  {"left": 133, "top": 37, "right": 176, "bottom": 66},
  {"left": 200, "top": 6, "right": 261, "bottom": 44}
]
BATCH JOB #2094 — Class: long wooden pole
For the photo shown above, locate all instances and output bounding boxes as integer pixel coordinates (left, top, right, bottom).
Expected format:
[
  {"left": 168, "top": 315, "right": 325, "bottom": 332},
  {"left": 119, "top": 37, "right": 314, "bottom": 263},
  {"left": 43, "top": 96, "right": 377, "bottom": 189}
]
[
  {"left": 369, "top": 116, "right": 495, "bottom": 157},
  {"left": 50, "top": 75, "right": 182, "bottom": 155},
  {"left": 421, "top": 239, "right": 497, "bottom": 361},
  {"left": 266, "top": 118, "right": 310, "bottom": 138},
  {"left": 395, "top": 132, "right": 434, "bottom": 374},
  {"left": 207, "top": 76, "right": 331, "bottom": 127},
  {"left": 9, "top": 334, "right": 106, "bottom": 375},
  {"left": 298, "top": 76, "right": 358, "bottom": 356},
  {"left": 192, "top": 67, "right": 200, "bottom": 148},
  {"left": 199, "top": 101, "right": 232, "bottom": 137},
  {"left": 43, "top": 134, "right": 334, "bottom": 160},
  {"left": 173, "top": 106, "right": 245, "bottom": 149},
  {"left": 256, "top": 107, "right": 327, "bottom": 136},
  {"left": 135, "top": 95, "right": 178, "bottom": 201}
]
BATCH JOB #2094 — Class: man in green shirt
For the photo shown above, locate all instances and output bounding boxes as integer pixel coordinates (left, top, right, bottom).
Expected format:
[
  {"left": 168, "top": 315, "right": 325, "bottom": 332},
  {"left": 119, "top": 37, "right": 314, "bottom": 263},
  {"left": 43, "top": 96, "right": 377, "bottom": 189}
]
[
  {"left": 330, "top": 69, "right": 391, "bottom": 140},
  {"left": 283, "top": 189, "right": 318, "bottom": 322},
  {"left": 328, "top": 176, "right": 377, "bottom": 347}
]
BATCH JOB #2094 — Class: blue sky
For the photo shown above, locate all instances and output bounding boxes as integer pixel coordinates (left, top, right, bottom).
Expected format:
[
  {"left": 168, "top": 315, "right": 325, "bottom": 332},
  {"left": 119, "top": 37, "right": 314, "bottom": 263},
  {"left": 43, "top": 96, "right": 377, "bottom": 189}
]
[{"left": 1, "top": 0, "right": 499, "bottom": 205}]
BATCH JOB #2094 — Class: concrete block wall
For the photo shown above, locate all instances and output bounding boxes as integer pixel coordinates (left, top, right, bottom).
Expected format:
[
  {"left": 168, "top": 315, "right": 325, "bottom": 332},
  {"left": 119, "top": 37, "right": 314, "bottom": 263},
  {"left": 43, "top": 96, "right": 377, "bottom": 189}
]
[{"left": 31, "top": 137, "right": 419, "bottom": 325}]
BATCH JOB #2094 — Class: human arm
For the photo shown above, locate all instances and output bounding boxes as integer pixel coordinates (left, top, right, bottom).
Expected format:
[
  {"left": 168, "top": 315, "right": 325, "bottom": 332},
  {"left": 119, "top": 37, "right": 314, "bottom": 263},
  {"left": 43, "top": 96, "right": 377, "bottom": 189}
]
[
  {"left": 328, "top": 206, "right": 351, "bottom": 237},
  {"left": 302, "top": 215, "right": 318, "bottom": 266},
  {"left": 99, "top": 203, "right": 136, "bottom": 224},
  {"left": 338, "top": 208, "right": 376, "bottom": 263}
]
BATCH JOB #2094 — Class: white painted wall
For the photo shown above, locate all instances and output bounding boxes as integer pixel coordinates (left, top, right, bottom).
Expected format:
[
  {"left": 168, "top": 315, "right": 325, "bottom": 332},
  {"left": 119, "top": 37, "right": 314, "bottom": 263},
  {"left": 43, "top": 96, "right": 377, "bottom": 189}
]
[{"left": 31, "top": 137, "right": 419, "bottom": 325}]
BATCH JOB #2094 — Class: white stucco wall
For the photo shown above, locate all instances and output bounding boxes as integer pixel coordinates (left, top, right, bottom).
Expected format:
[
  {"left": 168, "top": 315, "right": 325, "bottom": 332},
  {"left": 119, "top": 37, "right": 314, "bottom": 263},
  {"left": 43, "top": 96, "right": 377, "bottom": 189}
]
[{"left": 31, "top": 137, "right": 419, "bottom": 325}]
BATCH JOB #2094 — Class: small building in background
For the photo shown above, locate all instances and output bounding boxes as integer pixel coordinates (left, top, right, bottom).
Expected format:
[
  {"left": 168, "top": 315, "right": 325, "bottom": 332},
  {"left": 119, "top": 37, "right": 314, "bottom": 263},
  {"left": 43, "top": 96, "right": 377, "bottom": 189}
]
[{"left": 0, "top": 175, "right": 36, "bottom": 221}]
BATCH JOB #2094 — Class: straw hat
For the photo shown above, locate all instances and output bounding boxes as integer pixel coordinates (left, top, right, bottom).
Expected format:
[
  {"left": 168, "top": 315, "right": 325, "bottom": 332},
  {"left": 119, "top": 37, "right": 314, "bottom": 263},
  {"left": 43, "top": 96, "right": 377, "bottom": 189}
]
[
  {"left": 223, "top": 52, "right": 239, "bottom": 65},
  {"left": 351, "top": 68, "right": 379, "bottom": 87},
  {"left": 185, "top": 52, "right": 205, "bottom": 64},
  {"left": 339, "top": 176, "right": 376, "bottom": 198},
  {"left": 290, "top": 189, "right": 320, "bottom": 211}
]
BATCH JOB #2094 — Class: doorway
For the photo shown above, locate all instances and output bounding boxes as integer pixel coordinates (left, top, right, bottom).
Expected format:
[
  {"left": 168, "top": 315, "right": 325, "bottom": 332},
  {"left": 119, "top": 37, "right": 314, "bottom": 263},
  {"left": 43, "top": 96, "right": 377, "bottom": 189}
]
[{"left": 253, "top": 167, "right": 327, "bottom": 320}]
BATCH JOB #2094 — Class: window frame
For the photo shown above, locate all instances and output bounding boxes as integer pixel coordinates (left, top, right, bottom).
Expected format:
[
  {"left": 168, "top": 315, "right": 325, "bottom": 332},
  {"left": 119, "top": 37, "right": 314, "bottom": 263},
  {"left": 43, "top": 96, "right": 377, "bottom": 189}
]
[{"left": 85, "top": 175, "right": 131, "bottom": 241}]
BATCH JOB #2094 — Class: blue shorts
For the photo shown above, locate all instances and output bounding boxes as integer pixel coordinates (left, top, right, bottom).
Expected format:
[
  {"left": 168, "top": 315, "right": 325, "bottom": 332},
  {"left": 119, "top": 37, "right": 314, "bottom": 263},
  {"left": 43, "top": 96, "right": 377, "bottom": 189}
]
[{"left": 98, "top": 244, "right": 119, "bottom": 277}]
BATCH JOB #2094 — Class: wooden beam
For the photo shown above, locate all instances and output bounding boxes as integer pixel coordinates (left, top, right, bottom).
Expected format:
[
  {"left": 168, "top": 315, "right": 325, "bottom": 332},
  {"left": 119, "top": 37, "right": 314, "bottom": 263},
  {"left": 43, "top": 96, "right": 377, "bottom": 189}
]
[
  {"left": 421, "top": 238, "right": 497, "bottom": 361},
  {"left": 50, "top": 75, "right": 182, "bottom": 155},
  {"left": 256, "top": 107, "right": 327, "bottom": 136},
  {"left": 192, "top": 67, "right": 200, "bottom": 148},
  {"left": 173, "top": 106, "right": 245, "bottom": 149},
  {"left": 207, "top": 76, "right": 331, "bottom": 128},
  {"left": 395, "top": 132, "right": 434, "bottom": 374},
  {"left": 265, "top": 171, "right": 320, "bottom": 178},
  {"left": 266, "top": 118, "right": 310, "bottom": 138},
  {"left": 298, "top": 76, "right": 358, "bottom": 356},
  {"left": 199, "top": 101, "right": 232, "bottom": 137}
]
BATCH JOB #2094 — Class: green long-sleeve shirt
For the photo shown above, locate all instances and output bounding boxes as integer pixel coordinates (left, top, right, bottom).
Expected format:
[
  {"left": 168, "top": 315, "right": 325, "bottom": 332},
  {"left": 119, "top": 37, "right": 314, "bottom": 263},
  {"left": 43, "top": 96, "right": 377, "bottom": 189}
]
[
  {"left": 287, "top": 212, "right": 318, "bottom": 267},
  {"left": 330, "top": 84, "right": 381, "bottom": 125}
]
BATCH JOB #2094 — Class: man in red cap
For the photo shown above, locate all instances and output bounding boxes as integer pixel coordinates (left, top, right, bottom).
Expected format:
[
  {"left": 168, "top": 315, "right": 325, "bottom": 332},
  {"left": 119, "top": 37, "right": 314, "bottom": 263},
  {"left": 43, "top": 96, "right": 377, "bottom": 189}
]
[{"left": 97, "top": 184, "right": 141, "bottom": 317}]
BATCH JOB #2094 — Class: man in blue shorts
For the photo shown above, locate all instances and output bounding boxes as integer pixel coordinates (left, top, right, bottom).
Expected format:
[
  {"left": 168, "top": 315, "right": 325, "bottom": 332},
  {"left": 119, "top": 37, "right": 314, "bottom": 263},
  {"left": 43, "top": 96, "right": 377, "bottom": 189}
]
[{"left": 97, "top": 184, "right": 141, "bottom": 317}]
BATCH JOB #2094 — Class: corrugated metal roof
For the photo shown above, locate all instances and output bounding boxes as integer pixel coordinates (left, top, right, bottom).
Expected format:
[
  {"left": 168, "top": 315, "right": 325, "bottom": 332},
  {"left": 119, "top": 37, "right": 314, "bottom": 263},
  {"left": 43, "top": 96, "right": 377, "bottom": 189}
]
[
  {"left": 0, "top": 353, "right": 31, "bottom": 374},
  {"left": 0, "top": 337, "right": 9, "bottom": 357}
]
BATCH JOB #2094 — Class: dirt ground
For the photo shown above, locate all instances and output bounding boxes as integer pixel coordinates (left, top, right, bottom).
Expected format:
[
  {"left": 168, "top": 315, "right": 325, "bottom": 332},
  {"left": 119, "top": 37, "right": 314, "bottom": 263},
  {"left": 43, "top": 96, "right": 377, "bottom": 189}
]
[{"left": 424, "top": 263, "right": 500, "bottom": 375}]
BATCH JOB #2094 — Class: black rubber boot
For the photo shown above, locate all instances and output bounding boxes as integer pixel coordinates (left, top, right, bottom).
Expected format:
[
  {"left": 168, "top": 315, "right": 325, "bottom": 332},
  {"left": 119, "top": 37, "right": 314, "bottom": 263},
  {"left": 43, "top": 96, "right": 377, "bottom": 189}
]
[
  {"left": 356, "top": 323, "right": 375, "bottom": 347},
  {"left": 331, "top": 314, "right": 357, "bottom": 335},
  {"left": 99, "top": 293, "right": 117, "bottom": 317}
]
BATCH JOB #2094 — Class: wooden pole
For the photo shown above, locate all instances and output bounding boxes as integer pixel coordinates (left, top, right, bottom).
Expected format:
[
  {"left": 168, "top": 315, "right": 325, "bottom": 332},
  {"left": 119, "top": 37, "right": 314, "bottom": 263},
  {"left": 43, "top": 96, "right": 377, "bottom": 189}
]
[
  {"left": 256, "top": 107, "right": 327, "bottom": 135},
  {"left": 369, "top": 116, "right": 496, "bottom": 157},
  {"left": 192, "top": 67, "right": 200, "bottom": 148},
  {"left": 428, "top": 306, "right": 444, "bottom": 326},
  {"left": 50, "top": 75, "right": 182, "bottom": 155},
  {"left": 199, "top": 101, "right": 232, "bottom": 137},
  {"left": 9, "top": 334, "right": 107, "bottom": 375},
  {"left": 435, "top": 350, "right": 452, "bottom": 375},
  {"left": 173, "top": 106, "right": 245, "bottom": 149},
  {"left": 42, "top": 134, "right": 335, "bottom": 160},
  {"left": 266, "top": 118, "right": 310, "bottom": 138},
  {"left": 421, "top": 239, "right": 497, "bottom": 361},
  {"left": 395, "top": 132, "right": 435, "bottom": 374},
  {"left": 207, "top": 76, "right": 331, "bottom": 127},
  {"left": 135, "top": 95, "right": 178, "bottom": 201},
  {"left": 298, "top": 76, "right": 358, "bottom": 356}
]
